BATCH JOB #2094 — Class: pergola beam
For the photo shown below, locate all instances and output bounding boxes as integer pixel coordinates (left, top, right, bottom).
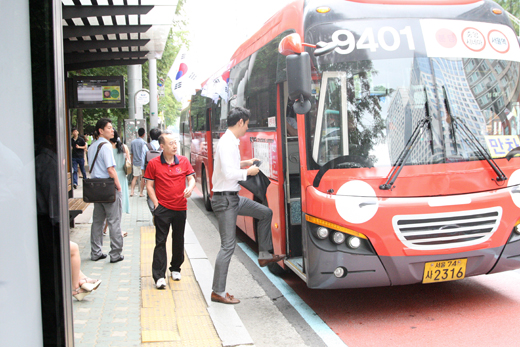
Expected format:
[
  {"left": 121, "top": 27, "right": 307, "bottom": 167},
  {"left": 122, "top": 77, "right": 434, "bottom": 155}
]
[
  {"left": 65, "top": 59, "right": 148, "bottom": 72},
  {"left": 65, "top": 51, "right": 148, "bottom": 64},
  {"left": 63, "top": 25, "right": 151, "bottom": 39},
  {"left": 62, "top": 5, "right": 153, "bottom": 20},
  {"left": 64, "top": 39, "right": 150, "bottom": 53}
]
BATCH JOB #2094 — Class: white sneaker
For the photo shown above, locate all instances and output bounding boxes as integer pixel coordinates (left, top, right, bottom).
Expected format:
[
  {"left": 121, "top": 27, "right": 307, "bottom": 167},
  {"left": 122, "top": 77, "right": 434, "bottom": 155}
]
[
  {"left": 156, "top": 278, "right": 166, "bottom": 289},
  {"left": 171, "top": 271, "right": 181, "bottom": 281}
]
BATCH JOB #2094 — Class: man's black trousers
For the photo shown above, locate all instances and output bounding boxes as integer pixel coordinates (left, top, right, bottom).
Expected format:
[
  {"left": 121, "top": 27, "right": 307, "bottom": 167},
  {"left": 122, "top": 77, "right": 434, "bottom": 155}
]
[{"left": 152, "top": 205, "right": 186, "bottom": 283}]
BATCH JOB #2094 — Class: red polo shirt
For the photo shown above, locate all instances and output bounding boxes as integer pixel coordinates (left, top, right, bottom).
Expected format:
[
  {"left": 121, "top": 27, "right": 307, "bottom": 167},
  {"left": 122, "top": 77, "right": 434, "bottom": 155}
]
[{"left": 144, "top": 153, "right": 195, "bottom": 211}]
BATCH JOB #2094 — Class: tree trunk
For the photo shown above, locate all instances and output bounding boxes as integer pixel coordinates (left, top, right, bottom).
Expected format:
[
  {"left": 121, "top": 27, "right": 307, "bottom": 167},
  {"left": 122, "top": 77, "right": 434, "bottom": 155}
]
[{"left": 78, "top": 109, "right": 84, "bottom": 135}]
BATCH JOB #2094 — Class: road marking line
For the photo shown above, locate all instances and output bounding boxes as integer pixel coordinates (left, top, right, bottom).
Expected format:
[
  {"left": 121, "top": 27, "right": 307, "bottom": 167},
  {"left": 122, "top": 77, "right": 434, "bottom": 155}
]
[{"left": 238, "top": 243, "right": 348, "bottom": 347}]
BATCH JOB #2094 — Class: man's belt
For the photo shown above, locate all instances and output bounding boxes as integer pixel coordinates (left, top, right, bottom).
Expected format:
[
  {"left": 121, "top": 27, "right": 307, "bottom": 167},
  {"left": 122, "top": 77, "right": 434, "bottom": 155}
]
[{"left": 213, "top": 191, "right": 239, "bottom": 196}]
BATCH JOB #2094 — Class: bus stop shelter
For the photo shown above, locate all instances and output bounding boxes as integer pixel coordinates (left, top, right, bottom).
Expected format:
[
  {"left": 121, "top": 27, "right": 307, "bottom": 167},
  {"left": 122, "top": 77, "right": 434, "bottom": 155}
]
[{"left": 0, "top": 1, "right": 178, "bottom": 346}]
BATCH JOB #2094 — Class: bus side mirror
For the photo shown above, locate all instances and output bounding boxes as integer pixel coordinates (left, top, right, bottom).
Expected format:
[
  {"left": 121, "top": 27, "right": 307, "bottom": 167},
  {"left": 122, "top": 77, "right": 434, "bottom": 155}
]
[
  {"left": 286, "top": 52, "right": 312, "bottom": 114},
  {"left": 278, "top": 33, "right": 304, "bottom": 55},
  {"left": 279, "top": 33, "right": 322, "bottom": 114}
]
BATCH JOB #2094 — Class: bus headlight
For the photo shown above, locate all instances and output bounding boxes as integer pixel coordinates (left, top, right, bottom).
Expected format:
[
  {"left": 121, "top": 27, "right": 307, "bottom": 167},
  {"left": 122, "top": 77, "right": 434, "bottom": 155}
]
[
  {"left": 316, "top": 227, "right": 329, "bottom": 239},
  {"left": 515, "top": 225, "right": 520, "bottom": 235},
  {"left": 332, "top": 231, "right": 346, "bottom": 244},
  {"left": 348, "top": 236, "right": 361, "bottom": 249}
]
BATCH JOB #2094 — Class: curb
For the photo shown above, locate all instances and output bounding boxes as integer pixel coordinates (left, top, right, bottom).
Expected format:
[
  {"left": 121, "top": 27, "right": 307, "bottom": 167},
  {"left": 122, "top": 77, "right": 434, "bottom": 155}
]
[{"left": 184, "top": 222, "right": 255, "bottom": 347}]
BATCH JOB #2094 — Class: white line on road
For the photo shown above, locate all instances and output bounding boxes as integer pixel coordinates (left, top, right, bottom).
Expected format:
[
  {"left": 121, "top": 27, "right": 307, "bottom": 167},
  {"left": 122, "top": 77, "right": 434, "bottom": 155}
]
[{"left": 238, "top": 243, "right": 348, "bottom": 347}]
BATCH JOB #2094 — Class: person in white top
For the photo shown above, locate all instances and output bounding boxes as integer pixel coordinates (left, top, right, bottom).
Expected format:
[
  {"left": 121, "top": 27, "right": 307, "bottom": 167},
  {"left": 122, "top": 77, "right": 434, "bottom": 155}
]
[{"left": 210, "top": 107, "right": 285, "bottom": 305}]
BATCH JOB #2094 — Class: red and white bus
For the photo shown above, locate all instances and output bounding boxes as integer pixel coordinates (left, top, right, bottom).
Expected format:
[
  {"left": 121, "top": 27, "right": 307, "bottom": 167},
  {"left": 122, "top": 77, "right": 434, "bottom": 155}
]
[{"left": 181, "top": 0, "right": 520, "bottom": 289}]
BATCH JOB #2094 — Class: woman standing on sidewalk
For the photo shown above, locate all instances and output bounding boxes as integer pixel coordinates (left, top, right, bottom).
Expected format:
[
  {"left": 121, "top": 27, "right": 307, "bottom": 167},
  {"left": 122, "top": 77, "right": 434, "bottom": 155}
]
[{"left": 108, "top": 130, "right": 130, "bottom": 236}]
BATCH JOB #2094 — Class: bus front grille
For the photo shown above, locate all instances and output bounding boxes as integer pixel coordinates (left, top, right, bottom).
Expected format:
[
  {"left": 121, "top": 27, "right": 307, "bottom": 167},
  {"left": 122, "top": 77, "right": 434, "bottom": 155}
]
[{"left": 392, "top": 207, "right": 502, "bottom": 250}]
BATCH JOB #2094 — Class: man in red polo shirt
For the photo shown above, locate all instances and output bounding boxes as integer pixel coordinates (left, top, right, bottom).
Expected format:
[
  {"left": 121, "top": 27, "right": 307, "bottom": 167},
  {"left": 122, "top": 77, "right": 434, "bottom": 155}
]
[{"left": 144, "top": 133, "right": 195, "bottom": 289}]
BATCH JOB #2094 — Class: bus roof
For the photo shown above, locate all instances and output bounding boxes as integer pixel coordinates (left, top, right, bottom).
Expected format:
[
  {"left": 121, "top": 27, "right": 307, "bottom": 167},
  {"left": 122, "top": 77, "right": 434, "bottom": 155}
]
[
  {"left": 229, "top": 0, "right": 304, "bottom": 65},
  {"left": 202, "top": 0, "right": 507, "bottom": 88},
  {"left": 347, "top": 0, "right": 481, "bottom": 4}
]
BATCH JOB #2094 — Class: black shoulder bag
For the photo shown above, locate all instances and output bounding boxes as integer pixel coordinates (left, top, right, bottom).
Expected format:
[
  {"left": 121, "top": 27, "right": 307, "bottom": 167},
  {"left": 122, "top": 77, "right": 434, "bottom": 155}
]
[{"left": 83, "top": 142, "right": 116, "bottom": 203}]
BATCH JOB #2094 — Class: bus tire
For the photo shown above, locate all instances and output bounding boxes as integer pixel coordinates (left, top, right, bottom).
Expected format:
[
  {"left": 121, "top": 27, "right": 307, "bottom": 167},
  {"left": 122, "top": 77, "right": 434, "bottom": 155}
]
[
  {"left": 267, "top": 262, "right": 288, "bottom": 276},
  {"left": 202, "top": 170, "right": 212, "bottom": 211}
]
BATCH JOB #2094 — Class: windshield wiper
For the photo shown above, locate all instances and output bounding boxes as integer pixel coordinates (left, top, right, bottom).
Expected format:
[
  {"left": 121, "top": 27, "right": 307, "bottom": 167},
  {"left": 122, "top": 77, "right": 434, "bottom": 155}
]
[
  {"left": 380, "top": 88, "right": 433, "bottom": 190},
  {"left": 380, "top": 90, "right": 433, "bottom": 190},
  {"left": 443, "top": 89, "right": 507, "bottom": 182},
  {"left": 443, "top": 87, "right": 458, "bottom": 156}
]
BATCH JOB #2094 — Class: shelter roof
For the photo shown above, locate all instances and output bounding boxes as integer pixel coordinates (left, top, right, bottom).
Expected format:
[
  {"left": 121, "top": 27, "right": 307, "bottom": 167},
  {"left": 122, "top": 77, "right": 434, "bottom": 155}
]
[{"left": 62, "top": 0, "right": 178, "bottom": 71}]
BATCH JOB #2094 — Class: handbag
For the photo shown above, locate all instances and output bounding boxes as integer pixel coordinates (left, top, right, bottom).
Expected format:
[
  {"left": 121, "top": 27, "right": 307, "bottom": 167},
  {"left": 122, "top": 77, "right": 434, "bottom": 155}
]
[
  {"left": 123, "top": 144, "right": 132, "bottom": 175},
  {"left": 124, "top": 159, "right": 132, "bottom": 175},
  {"left": 83, "top": 142, "right": 116, "bottom": 203}
]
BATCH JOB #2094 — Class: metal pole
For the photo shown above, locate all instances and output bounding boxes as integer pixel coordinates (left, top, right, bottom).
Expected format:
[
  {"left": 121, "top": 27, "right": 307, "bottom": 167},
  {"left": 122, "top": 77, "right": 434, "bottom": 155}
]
[
  {"left": 149, "top": 58, "right": 159, "bottom": 128},
  {"left": 128, "top": 65, "right": 143, "bottom": 119}
]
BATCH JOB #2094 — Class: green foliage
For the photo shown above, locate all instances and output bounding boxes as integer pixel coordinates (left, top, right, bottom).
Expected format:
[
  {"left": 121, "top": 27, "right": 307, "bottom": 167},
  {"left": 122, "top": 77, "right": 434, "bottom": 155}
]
[
  {"left": 141, "top": 28, "right": 190, "bottom": 127},
  {"left": 495, "top": 0, "right": 520, "bottom": 33},
  {"left": 68, "top": 0, "right": 189, "bottom": 131}
]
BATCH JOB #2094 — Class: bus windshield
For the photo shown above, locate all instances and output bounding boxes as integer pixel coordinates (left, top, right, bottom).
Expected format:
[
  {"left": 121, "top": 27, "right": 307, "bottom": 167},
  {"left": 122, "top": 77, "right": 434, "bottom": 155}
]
[{"left": 307, "top": 19, "right": 520, "bottom": 169}]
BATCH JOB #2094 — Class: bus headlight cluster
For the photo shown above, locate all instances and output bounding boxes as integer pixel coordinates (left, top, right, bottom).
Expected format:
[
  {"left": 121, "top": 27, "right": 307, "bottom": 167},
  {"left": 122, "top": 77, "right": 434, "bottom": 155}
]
[
  {"left": 514, "top": 225, "right": 520, "bottom": 235},
  {"left": 307, "top": 215, "right": 370, "bottom": 251},
  {"left": 315, "top": 228, "right": 362, "bottom": 249}
]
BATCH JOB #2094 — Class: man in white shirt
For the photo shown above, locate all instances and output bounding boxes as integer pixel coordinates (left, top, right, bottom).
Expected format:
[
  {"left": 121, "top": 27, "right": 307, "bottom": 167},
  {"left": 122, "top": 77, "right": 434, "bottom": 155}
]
[{"left": 210, "top": 107, "right": 285, "bottom": 305}]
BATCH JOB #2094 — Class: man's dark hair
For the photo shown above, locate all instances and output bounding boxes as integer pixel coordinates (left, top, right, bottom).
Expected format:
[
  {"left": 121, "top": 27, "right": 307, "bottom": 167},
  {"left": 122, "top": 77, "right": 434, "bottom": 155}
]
[
  {"left": 138, "top": 127, "right": 145, "bottom": 137},
  {"left": 227, "top": 107, "right": 250, "bottom": 127},
  {"left": 150, "top": 128, "right": 162, "bottom": 141},
  {"left": 94, "top": 118, "right": 112, "bottom": 137},
  {"left": 72, "top": 127, "right": 77, "bottom": 132}
]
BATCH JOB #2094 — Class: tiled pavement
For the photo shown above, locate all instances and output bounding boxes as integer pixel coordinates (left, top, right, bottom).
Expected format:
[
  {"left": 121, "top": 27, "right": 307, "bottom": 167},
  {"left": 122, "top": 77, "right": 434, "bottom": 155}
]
[
  {"left": 69, "top": 182, "right": 223, "bottom": 346},
  {"left": 70, "top": 190, "right": 150, "bottom": 346}
]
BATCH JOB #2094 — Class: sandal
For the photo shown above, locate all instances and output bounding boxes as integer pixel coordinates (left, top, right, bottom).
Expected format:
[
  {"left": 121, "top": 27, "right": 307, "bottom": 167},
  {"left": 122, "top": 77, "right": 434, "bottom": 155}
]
[
  {"left": 80, "top": 278, "right": 102, "bottom": 291},
  {"left": 73, "top": 287, "right": 90, "bottom": 301}
]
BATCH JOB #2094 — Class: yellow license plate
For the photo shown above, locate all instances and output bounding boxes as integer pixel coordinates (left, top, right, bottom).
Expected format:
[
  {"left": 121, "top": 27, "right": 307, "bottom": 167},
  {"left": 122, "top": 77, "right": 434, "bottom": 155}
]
[{"left": 422, "top": 258, "right": 467, "bottom": 284}]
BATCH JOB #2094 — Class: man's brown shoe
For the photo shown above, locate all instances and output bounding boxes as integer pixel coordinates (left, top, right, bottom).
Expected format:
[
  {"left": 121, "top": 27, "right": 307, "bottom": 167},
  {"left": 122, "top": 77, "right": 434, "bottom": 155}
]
[
  {"left": 211, "top": 292, "right": 240, "bottom": 304},
  {"left": 258, "top": 254, "right": 286, "bottom": 267}
]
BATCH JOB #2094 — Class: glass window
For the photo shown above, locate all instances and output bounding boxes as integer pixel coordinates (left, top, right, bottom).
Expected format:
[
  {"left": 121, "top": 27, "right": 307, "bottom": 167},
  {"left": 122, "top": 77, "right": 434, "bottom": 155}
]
[
  {"left": 190, "top": 94, "right": 207, "bottom": 132},
  {"left": 226, "top": 31, "right": 292, "bottom": 129},
  {"left": 307, "top": 56, "right": 520, "bottom": 170},
  {"left": 313, "top": 72, "right": 348, "bottom": 165}
]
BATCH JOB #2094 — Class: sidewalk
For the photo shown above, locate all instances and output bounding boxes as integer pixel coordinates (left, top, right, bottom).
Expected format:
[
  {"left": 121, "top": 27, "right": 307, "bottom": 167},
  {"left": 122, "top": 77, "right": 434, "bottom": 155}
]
[{"left": 69, "top": 181, "right": 253, "bottom": 346}]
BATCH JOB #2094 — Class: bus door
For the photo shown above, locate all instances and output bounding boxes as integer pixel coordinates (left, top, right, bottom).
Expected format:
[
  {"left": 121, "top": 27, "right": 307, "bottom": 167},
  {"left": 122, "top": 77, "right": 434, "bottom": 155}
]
[{"left": 282, "top": 81, "right": 304, "bottom": 272}]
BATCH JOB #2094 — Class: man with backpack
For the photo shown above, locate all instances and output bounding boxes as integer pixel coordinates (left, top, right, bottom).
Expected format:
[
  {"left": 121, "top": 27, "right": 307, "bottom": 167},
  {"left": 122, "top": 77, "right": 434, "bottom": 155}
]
[
  {"left": 143, "top": 128, "right": 162, "bottom": 213},
  {"left": 130, "top": 128, "right": 147, "bottom": 197}
]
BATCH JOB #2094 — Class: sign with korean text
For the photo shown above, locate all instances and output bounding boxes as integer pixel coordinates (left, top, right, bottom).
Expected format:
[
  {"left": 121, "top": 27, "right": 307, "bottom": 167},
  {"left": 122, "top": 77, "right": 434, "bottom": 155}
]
[
  {"left": 421, "top": 19, "right": 520, "bottom": 62},
  {"left": 485, "top": 135, "right": 520, "bottom": 158}
]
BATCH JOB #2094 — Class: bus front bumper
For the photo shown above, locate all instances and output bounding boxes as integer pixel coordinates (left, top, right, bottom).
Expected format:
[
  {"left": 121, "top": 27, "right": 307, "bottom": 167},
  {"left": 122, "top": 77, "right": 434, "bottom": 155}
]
[{"left": 304, "top": 226, "right": 520, "bottom": 289}]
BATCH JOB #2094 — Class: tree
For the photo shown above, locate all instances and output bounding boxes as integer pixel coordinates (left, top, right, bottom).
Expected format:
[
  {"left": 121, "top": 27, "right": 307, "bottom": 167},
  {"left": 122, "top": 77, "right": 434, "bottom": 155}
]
[
  {"left": 68, "top": 0, "right": 189, "bottom": 133},
  {"left": 141, "top": 27, "right": 190, "bottom": 128},
  {"left": 495, "top": 0, "right": 520, "bottom": 33},
  {"left": 141, "top": 0, "right": 190, "bottom": 128}
]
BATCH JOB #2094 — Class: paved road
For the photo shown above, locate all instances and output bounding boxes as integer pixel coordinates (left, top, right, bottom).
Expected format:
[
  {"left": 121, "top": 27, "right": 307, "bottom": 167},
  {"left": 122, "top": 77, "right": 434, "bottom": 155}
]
[
  {"left": 189, "top": 191, "right": 520, "bottom": 347},
  {"left": 187, "top": 194, "right": 328, "bottom": 347}
]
